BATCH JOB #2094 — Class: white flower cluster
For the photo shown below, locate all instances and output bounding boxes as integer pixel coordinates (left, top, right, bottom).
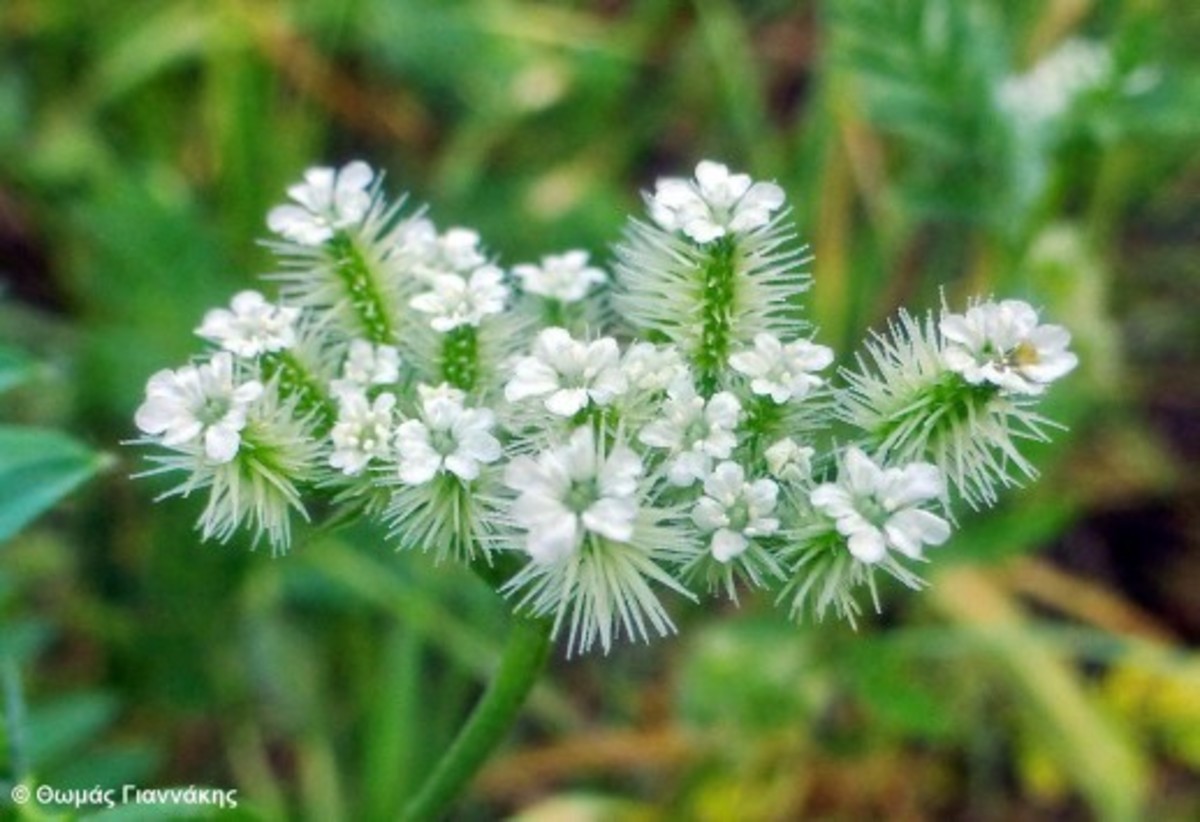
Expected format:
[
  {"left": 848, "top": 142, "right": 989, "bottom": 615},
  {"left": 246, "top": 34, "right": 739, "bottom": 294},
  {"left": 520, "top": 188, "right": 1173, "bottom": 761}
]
[
  {"left": 133, "top": 159, "right": 1078, "bottom": 654},
  {"left": 997, "top": 39, "right": 1112, "bottom": 124}
]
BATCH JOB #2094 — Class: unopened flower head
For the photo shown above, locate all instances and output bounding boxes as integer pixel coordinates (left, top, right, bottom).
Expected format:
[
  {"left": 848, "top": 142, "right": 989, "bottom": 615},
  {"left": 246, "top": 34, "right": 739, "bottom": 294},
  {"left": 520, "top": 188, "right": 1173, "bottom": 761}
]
[
  {"left": 196, "top": 290, "right": 299, "bottom": 358},
  {"left": 135, "top": 352, "right": 263, "bottom": 463},
  {"left": 810, "top": 448, "right": 951, "bottom": 564},
  {"left": 940, "top": 299, "right": 1078, "bottom": 395},
  {"left": 504, "top": 328, "right": 627, "bottom": 416},
  {"left": 649, "top": 160, "right": 786, "bottom": 244},
  {"left": 730, "top": 333, "right": 833, "bottom": 403},
  {"left": 513, "top": 250, "right": 607, "bottom": 303},
  {"left": 267, "top": 160, "right": 375, "bottom": 245}
]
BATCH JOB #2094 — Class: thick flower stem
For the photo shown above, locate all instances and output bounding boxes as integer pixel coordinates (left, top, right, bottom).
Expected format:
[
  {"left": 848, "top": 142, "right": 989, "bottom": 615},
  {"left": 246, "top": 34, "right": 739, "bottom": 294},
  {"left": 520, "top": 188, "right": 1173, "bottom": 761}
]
[{"left": 399, "top": 613, "right": 554, "bottom": 821}]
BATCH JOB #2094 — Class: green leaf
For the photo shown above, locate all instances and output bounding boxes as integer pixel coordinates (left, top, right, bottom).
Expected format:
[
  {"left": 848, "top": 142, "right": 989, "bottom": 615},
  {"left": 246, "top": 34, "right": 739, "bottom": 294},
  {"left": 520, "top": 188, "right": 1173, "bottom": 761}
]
[
  {"left": 0, "top": 426, "right": 107, "bottom": 543},
  {"left": 0, "top": 346, "right": 34, "bottom": 395},
  {"left": 25, "top": 693, "right": 120, "bottom": 770}
]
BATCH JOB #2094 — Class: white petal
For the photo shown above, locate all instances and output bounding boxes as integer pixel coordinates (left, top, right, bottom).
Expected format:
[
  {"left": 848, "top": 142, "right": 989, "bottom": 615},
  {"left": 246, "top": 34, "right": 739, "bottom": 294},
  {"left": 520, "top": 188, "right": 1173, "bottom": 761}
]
[
  {"left": 545, "top": 388, "right": 590, "bottom": 417},
  {"left": 847, "top": 528, "right": 888, "bottom": 564},
  {"left": 582, "top": 497, "right": 637, "bottom": 542},
  {"left": 504, "top": 359, "right": 560, "bottom": 401},
  {"left": 526, "top": 515, "right": 580, "bottom": 565},
  {"left": 706, "top": 392, "right": 742, "bottom": 429},
  {"left": 204, "top": 424, "right": 241, "bottom": 463},
  {"left": 443, "top": 453, "right": 480, "bottom": 481},
  {"left": 599, "top": 446, "right": 643, "bottom": 497},
  {"left": 692, "top": 497, "right": 729, "bottom": 531},
  {"left": 399, "top": 449, "right": 442, "bottom": 485},
  {"left": 711, "top": 529, "right": 748, "bottom": 563},
  {"left": 843, "top": 448, "right": 882, "bottom": 495},
  {"left": 885, "top": 509, "right": 951, "bottom": 557}
]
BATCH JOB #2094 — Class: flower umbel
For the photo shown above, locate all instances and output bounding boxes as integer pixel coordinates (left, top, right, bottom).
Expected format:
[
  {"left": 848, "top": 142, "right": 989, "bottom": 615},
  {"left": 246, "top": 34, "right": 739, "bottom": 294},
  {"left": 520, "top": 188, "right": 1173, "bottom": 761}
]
[
  {"left": 410, "top": 266, "right": 509, "bottom": 332},
  {"left": 135, "top": 352, "right": 263, "bottom": 463},
  {"left": 329, "top": 390, "right": 396, "bottom": 476},
  {"left": 196, "top": 290, "right": 299, "bottom": 357},
  {"left": 505, "top": 426, "right": 641, "bottom": 564},
  {"left": 692, "top": 462, "right": 780, "bottom": 563},
  {"left": 729, "top": 332, "right": 833, "bottom": 403},
  {"left": 940, "top": 299, "right": 1078, "bottom": 395},
  {"left": 133, "top": 157, "right": 1077, "bottom": 657},
  {"left": 513, "top": 250, "right": 606, "bottom": 303},
  {"left": 649, "top": 160, "right": 786, "bottom": 244},
  {"left": 504, "top": 328, "right": 627, "bottom": 416},
  {"left": 396, "top": 385, "right": 502, "bottom": 485},
  {"left": 810, "top": 448, "right": 951, "bottom": 564},
  {"left": 267, "top": 160, "right": 375, "bottom": 245}
]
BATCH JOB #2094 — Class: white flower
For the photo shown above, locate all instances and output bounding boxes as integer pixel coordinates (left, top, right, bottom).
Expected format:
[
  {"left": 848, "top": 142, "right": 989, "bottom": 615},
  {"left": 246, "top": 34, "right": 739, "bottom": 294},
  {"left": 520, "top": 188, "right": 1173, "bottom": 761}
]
[
  {"left": 135, "top": 352, "right": 263, "bottom": 463},
  {"left": 331, "top": 340, "right": 402, "bottom": 397},
  {"left": 395, "top": 386, "right": 501, "bottom": 485},
  {"left": 620, "top": 343, "right": 689, "bottom": 393},
  {"left": 729, "top": 332, "right": 833, "bottom": 403},
  {"left": 638, "top": 383, "right": 741, "bottom": 486},
  {"left": 404, "top": 226, "right": 489, "bottom": 282},
  {"left": 329, "top": 390, "right": 396, "bottom": 475},
  {"left": 997, "top": 39, "right": 1111, "bottom": 123},
  {"left": 765, "top": 438, "right": 814, "bottom": 483},
  {"left": 505, "top": 427, "right": 642, "bottom": 565},
  {"left": 195, "top": 291, "right": 299, "bottom": 358},
  {"left": 810, "top": 448, "right": 951, "bottom": 565},
  {"left": 940, "top": 300, "right": 1078, "bottom": 395},
  {"left": 691, "top": 462, "right": 779, "bottom": 563},
  {"left": 410, "top": 265, "right": 509, "bottom": 332},
  {"left": 504, "top": 328, "right": 627, "bottom": 416},
  {"left": 648, "top": 160, "right": 786, "bottom": 244},
  {"left": 267, "top": 161, "right": 374, "bottom": 245},
  {"left": 513, "top": 250, "right": 607, "bottom": 303}
]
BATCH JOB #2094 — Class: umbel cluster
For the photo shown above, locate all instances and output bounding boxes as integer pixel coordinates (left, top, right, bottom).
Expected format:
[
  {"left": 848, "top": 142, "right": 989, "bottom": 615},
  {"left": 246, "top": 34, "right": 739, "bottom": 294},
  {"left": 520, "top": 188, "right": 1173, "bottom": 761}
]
[{"left": 133, "top": 160, "right": 1077, "bottom": 655}]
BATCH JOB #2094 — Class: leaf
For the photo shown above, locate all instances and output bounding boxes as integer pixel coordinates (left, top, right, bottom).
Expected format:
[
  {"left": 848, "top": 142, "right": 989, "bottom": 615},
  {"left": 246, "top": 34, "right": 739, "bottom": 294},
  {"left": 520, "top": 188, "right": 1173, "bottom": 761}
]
[
  {"left": 0, "top": 426, "right": 107, "bottom": 543},
  {"left": 932, "top": 567, "right": 1149, "bottom": 821},
  {"left": 25, "top": 693, "right": 120, "bottom": 770},
  {"left": 0, "top": 345, "right": 34, "bottom": 395}
]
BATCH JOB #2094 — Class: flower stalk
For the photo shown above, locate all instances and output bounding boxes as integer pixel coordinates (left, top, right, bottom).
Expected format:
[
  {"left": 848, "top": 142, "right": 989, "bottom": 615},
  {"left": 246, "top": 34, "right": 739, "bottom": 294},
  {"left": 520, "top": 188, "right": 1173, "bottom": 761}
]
[{"left": 399, "top": 614, "right": 554, "bottom": 822}]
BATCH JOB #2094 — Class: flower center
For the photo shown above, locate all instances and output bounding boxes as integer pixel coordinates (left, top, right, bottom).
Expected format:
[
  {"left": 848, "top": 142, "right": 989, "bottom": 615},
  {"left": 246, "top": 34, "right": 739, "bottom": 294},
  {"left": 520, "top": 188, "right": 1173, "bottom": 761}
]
[
  {"left": 564, "top": 479, "right": 600, "bottom": 514},
  {"left": 197, "top": 396, "right": 232, "bottom": 426},
  {"left": 726, "top": 498, "right": 751, "bottom": 532},
  {"left": 429, "top": 427, "right": 457, "bottom": 456},
  {"left": 1009, "top": 341, "right": 1040, "bottom": 368},
  {"left": 855, "top": 495, "right": 890, "bottom": 527},
  {"left": 683, "top": 415, "right": 710, "bottom": 445}
]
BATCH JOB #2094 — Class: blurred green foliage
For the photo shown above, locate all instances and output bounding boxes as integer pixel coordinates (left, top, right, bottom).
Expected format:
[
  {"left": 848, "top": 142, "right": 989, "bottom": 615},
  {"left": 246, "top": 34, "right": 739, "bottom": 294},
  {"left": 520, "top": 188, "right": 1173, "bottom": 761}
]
[{"left": 2, "top": 0, "right": 1198, "bottom": 819}]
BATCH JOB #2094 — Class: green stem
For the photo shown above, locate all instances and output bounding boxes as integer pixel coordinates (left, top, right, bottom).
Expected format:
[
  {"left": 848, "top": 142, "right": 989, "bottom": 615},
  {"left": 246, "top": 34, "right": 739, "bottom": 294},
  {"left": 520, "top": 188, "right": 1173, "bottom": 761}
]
[
  {"left": 399, "top": 614, "right": 554, "bottom": 821},
  {"left": 3, "top": 656, "right": 29, "bottom": 783}
]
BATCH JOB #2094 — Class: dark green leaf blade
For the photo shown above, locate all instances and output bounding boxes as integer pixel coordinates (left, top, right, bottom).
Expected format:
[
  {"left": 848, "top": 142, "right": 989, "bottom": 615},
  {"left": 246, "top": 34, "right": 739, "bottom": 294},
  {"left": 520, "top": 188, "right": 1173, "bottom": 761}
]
[{"left": 0, "top": 426, "right": 107, "bottom": 542}]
